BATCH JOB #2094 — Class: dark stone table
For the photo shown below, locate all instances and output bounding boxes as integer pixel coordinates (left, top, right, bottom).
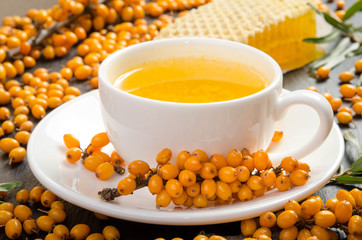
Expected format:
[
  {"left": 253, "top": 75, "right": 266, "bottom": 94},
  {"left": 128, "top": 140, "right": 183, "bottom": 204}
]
[{"left": 0, "top": 0, "right": 360, "bottom": 239}]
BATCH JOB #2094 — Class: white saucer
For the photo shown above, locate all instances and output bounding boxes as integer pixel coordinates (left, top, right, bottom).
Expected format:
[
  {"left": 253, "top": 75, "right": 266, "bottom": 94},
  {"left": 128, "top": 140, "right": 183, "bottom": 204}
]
[{"left": 27, "top": 90, "right": 344, "bottom": 226}]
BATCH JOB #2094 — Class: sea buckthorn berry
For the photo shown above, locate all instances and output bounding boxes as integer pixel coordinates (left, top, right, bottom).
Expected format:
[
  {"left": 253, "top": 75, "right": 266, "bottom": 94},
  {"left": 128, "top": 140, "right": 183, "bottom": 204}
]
[
  {"left": 0, "top": 107, "right": 10, "bottom": 120},
  {"left": 48, "top": 208, "right": 66, "bottom": 223},
  {"left": 23, "top": 219, "right": 37, "bottom": 235},
  {"left": 95, "top": 162, "right": 114, "bottom": 180},
  {"left": 237, "top": 184, "right": 253, "bottom": 202},
  {"left": 14, "top": 204, "right": 32, "bottom": 222},
  {"left": 209, "top": 154, "right": 228, "bottom": 170},
  {"left": 0, "top": 138, "right": 20, "bottom": 153},
  {"left": 323, "top": 93, "right": 333, "bottom": 102},
  {"left": 148, "top": 174, "right": 164, "bottom": 194},
  {"left": 253, "top": 227, "right": 272, "bottom": 238},
  {"left": 353, "top": 101, "right": 362, "bottom": 114},
  {"left": 165, "top": 179, "right": 183, "bottom": 198},
  {"left": 178, "top": 169, "right": 196, "bottom": 187},
  {"left": 128, "top": 160, "right": 150, "bottom": 176},
  {"left": 186, "top": 182, "right": 200, "bottom": 197},
  {"left": 310, "top": 225, "right": 330, "bottom": 240},
  {"left": 314, "top": 210, "right": 336, "bottom": 228},
  {"left": 40, "top": 190, "right": 58, "bottom": 208},
  {"left": 218, "top": 166, "right": 237, "bottom": 183},
  {"left": 0, "top": 210, "right": 13, "bottom": 225},
  {"left": 242, "top": 155, "right": 255, "bottom": 172},
  {"left": 199, "top": 162, "right": 217, "bottom": 179},
  {"left": 53, "top": 224, "right": 70, "bottom": 240},
  {"left": 348, "top": 215, "right": 362, "bottom": 235},
  {"left": 31, "top": 104, "right": 46, "bottom": 119},
  {"left": 51, "top": 201, "right": 65, "bottom": 210},
  {"left": 176, "top": 150, "right": 191, "bottom": 170},
  {"left": 330, "top": 98, "right": 342, "bottom": 111},
  {"left": 117, "top": 177, "right": 137, "bottom": 195},
  {"left": 275, "top": 175, "right": 291, "bottom": 191},
  {"left": 284, "top": 200, "right": 302, "bottom": 217},
  {"left": 184, "top": 156, "right": 203, "bottom": 172},
  {"left": 216, "top": 181, "right": 232, "bottom": 201},
  {"left": 192, "top": 149, "right": 208, "bottom": 163},
  {"left": 172, "top": 191, "right": 188, "bottom": 206},
  {"left": 279, "top": 226, "right": 298, "bottom": 240},
  {"left": 156, "top": 148, "right": 172, "bottom": 165},
  {"left": 2, "top": 120, "right": 14, "bottom": 134},
  {"left": 91, "top": 151, "right": 111, "bottom": 163},
  {"left": 335, "top": 200, "right": 352, "bottom": 223},
  {"left": 316, "top": 66, "right": 330, "bottom": 79},
  {"left": 253, "top": 150, "right": 269, "bottom": 171},
  {"left": 235, "top": 166, "right": 250, "bottom": 182},
  {"left": 336, "top": 0, "right": 345, "bottom": 9},
  {"left": 259, "top": 212, "right": 276, "bottom": 228},
  {"left": 350, "top": 188, "right": 361, "bottom": 206},
  {"left": 280, "top": 157, "right": 298, "bottom": 172},
  {"left": 301, "top": 198, "right": 322, "bottom": 216},
  {"left": 339, "top": 71, "right": 354, "bottom": 82},
  {"left": 340, "top": 84, "right": 357, "bottom": 98},
  {"left": 240, "top": 219, "right": 257, "bottom": 237},
  {"left": 91, "top": 132, "right": 110, "bottom": 149},
  {"left": 355, "top": 59, "right": 362, "bottom": 72},
  {"left": 156, "top": 189, "right": 172, "bottom": 207},
  {"left": 336, "top": 189, "right": 356, "bottom": 207},
  {"left": 158, "top": 164, "right": 179, "bottom": 180},
  {"left": 200, "top": 179, "right": 217, "bottom": 198},
  {"left": 289, "top": 169, "right": 309, "bottom": 186},
  {"left": 110, "top": 151, "right": 124, "bottom": 166},
  {"left": 336, "top": 111, "right": 353, "bottom": 124},
  {"left": 339, "top": 105, "right": 353, "bottom": 114},
  {"left": 29, "top": 186, "right": 44, "bottom": 203},
  {"left": 70, "top": 224, "right": 90, "bottom": 240},
  {"left": 226, "top": 149, "right": 243, "bottom": 167},
  {"left": 63, "top": 134, "right": 80, "bottom": 149},
  {"left": 260, "top": 170, "right": 276, "bottom": 187},
  {"left": 5, "top": 219, "right": 22, "bottom": 239},
  {"left": 103, "top": 226, "right": 120, "bottom": 240},
  {"left": 324, "top": 198, "right": 338, "bottom": 212},
  {"left": 229, "top": 180, "right": 242, "bottom": 193},
  {"left": 0, "top": 202, "right": 14, "bottom": 212},
  {"left": 277, "top": 210, "right": 298, "bottom": 229},
  {"left": 66, "top": 147, "right": 82, "bottom": 163},
  {"left": 193, "top": 194, "right": 208, "bottom": 208},
  {"left": 272, "top": 129, "right": 283, "bottom": 142},
  {"left": 246, "top": 175, "right": 264, "bottom": 191},
  {"left": 16, "top": 189, "right": 29, "bottom": 204}
]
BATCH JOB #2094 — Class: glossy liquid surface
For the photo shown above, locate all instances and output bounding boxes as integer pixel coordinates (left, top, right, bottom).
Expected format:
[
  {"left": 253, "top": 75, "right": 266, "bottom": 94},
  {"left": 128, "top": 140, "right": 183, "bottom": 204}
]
[{"left": 114, "top": 57, "right": 268, "bottom": 103}]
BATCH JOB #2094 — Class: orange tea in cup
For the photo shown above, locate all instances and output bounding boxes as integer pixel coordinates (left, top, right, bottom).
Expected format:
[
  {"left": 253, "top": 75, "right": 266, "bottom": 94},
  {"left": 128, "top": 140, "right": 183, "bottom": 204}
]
[{"left": 113, "top": 57, "right": 269, "bottom": 103}]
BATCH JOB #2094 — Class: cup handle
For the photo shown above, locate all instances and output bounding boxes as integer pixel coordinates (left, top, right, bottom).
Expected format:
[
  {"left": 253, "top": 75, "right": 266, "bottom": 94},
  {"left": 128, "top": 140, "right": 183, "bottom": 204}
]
[{"left": 268, "top": 90, "right": 334, "bottom": 162}]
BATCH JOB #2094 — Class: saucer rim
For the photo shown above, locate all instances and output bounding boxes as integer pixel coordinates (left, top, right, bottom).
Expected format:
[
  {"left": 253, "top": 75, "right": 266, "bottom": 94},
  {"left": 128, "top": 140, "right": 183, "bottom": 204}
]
[{"left": 27, "top": 90, "right": 344, "bottom": 226}]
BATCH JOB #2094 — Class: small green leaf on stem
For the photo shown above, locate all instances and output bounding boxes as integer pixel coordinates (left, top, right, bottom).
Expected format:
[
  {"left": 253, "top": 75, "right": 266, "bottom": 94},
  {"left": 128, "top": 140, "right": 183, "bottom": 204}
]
[
  {"left": 342, "top": 0, "right": 362, "bottom": 21},
  {"left": 304, "top": 30, "right": 342, "bottom": 44},
  {"left": 333, "top": 175, "right": 362, "bottom": 184},
  {"left": 0, "top": 181, "right": 23, "bottom": 192}
]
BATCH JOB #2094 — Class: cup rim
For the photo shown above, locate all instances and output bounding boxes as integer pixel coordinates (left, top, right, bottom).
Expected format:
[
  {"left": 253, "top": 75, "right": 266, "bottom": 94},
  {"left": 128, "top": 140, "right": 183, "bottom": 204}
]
[{"left": 98, "top": 37, "right": 283, "bottom": 106}]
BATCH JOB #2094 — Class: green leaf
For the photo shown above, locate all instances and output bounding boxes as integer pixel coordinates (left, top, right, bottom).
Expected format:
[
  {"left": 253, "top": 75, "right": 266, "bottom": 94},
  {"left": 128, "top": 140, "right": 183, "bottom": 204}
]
[
  {"left": 343, "top": 0, "right": 362, "bottom": 21},
  {"left": 324, "top": 42, "right": 360, "bottom": 69},
  {"left": 350, "top": 156, "right": 362, "bottom": 169},
  {"left": 334, "top": 175, "right": 362, "bottom": 184},
  {"left": 346, "top": 45, "right": 362, "bottom": 57},
  {"left": 322, "top": 11, "right": 351, "bottom": 33},
  {"left": 303, "top": 30, "right": 342, "bottom": 44},
  {"left": 309, "top": 37, "right": 351, "bottom": 70},
  {"left": 0, "top": 181, "right": 23, "bottom": 192},
  {"left": 0, "top": 201, "right": 4, "bottom": 204},
  {"left": 344, "top": 130, "right": 362, "bottom": 158}
]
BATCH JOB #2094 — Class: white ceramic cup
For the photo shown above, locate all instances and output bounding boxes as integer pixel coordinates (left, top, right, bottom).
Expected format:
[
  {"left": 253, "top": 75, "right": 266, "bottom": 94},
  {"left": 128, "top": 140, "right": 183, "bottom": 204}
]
[{"left": 98, "top": 38, "right": 334, "bottom": 165}]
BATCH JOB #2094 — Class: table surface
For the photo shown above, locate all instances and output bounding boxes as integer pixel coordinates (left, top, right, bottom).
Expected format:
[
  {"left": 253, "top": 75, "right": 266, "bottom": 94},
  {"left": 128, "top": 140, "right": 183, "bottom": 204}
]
[{"left": 0, "top": 1, "right": 361, "bottom": 239}]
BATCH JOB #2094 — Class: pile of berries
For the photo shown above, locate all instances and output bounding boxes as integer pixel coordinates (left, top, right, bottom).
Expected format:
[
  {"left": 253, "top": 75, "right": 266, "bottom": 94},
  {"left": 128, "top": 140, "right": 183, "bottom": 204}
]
[
  {"left": 63, "top": 132, "right": 126, "bottom": 180},
  {"left": 0, "top": 185, "right": 122, "bottom": 240},
  {"left": 107, "top": 147, "right": 311, "bottom": 208}
]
